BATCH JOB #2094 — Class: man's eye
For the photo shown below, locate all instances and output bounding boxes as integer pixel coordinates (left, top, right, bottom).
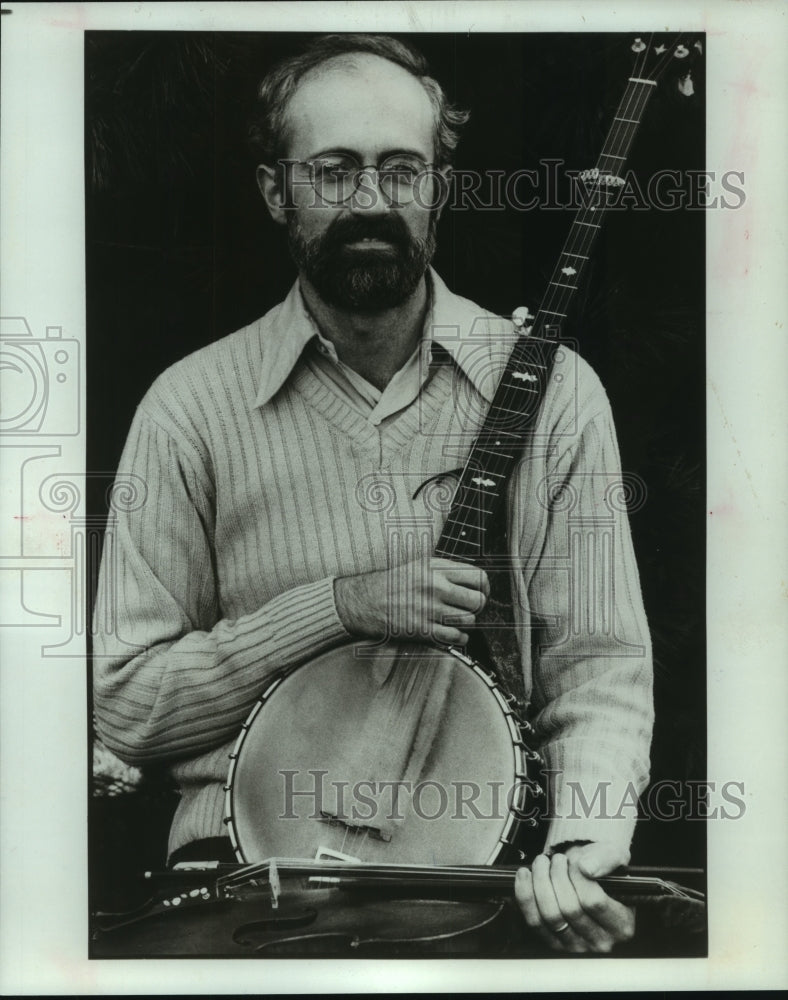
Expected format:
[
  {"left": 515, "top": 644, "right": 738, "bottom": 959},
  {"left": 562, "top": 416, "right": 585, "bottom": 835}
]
[
  {"left": 314, "top": 159, "right": 355, "bottom": 180},
  {"left": 382, "top": 157, "right": 425, "bottom": 175},
  {"left": 380, "top": 160, "right": 426, "bottom": 186}
]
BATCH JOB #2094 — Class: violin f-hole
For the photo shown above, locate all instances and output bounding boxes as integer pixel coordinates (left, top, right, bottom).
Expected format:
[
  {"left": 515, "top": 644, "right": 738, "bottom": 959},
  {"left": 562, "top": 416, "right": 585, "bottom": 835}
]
[{"left": 233, "top": 908, "right": 319, "bottom": 947}]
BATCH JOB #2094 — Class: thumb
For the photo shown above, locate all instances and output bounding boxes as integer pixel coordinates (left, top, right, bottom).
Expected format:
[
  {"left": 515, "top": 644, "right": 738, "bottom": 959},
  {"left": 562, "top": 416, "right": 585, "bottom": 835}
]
[{"left": 575, "top": 841, "right": 630, "bottom": 879}]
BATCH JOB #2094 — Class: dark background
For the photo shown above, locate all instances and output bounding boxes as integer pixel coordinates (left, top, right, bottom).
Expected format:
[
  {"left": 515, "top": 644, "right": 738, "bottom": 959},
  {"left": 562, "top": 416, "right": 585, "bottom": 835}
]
[{"left": 86, "top": 32, "right": 705, "bottom": 905}]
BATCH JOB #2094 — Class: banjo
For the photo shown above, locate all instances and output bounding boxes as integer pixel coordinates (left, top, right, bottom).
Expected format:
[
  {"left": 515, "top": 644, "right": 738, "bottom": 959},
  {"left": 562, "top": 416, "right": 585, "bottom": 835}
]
[{"left": 224, "top": 35, "right": 701, "bottom": 868}]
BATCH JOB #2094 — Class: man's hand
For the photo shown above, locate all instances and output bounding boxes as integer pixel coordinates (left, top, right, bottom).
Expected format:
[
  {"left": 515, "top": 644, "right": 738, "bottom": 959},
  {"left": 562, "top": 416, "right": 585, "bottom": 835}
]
[
  {"left": 514, "top": 842, "right": 636, "bottom": 954},
  {"left": 334, "top": 556, "right": 489, "bottom": 647}
]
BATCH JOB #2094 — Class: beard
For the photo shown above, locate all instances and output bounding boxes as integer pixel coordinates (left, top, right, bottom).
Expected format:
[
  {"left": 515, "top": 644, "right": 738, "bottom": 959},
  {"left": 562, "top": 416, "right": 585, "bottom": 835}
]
[{"left": 286, "top": 211, "right": 437, "bottom": 312}]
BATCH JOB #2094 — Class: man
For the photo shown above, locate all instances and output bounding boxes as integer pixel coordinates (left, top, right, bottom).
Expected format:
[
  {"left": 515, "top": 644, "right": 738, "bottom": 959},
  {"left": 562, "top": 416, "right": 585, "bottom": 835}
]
[{"left": 93, "top": 34, "right": 653, "bottom": 955}]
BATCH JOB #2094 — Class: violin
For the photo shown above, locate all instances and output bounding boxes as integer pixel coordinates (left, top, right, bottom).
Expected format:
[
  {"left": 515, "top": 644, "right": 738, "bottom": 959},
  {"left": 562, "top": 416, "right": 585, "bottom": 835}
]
[{"left": 91, "top": 858, "right": 706, "bottom": 958}]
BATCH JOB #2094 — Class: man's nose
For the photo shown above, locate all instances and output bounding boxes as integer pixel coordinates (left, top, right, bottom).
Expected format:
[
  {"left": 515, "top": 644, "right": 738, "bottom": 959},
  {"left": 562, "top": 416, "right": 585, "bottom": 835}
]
[{"left": 348, "top": 167, "right": 391, "bottom": 214}]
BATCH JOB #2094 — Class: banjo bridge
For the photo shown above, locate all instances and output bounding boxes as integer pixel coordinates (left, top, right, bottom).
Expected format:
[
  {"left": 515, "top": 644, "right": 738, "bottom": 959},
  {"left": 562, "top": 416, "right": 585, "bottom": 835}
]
[{"left": 318, "top": 810, "right": 393, "bottom": 843}]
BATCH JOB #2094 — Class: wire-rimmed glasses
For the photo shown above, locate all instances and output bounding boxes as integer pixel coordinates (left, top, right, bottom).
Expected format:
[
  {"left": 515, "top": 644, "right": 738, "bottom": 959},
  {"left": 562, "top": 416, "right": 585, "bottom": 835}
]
[{"left": 290, "top": 152, "right": 436, "bottom": 205}]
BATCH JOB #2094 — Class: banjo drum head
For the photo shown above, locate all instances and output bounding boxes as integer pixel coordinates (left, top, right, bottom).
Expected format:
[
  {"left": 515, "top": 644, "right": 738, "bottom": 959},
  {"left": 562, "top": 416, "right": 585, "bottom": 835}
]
[{"left": 227, "top": 641, "right": 531, "bottom": 866}]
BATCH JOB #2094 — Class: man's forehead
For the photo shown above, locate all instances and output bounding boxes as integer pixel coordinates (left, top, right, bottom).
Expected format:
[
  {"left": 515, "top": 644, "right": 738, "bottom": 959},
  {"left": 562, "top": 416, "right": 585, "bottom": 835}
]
[{"left": 283, "top": 53, "right": 435, "bottom": 160}]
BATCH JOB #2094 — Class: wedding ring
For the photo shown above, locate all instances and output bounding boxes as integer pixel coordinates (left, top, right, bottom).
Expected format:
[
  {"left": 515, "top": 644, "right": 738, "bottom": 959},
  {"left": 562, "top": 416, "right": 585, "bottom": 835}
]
[{"left": 554, "top": 922, "right": 571, "bottom": 934}]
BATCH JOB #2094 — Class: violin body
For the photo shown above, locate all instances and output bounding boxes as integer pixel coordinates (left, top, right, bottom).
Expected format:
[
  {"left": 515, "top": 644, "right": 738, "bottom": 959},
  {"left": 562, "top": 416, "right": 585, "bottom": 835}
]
[
  {"left": 91, "top": 860, "right": 706, "bottom": 958},
  {"left": 92, "top": 885, "right": 518, "bottom": 958}
]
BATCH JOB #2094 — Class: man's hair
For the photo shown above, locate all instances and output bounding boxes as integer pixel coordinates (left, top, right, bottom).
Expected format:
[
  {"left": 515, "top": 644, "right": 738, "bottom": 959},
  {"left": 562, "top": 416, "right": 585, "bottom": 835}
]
[{"left": 248, "top": 34, "right": 470, "bottom": 165}]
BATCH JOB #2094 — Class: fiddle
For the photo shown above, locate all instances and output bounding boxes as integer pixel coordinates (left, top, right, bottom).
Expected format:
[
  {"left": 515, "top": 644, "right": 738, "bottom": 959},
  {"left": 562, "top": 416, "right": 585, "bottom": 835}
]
[{"left": 91, "top": 858, "right": 706, "bottom": 958}]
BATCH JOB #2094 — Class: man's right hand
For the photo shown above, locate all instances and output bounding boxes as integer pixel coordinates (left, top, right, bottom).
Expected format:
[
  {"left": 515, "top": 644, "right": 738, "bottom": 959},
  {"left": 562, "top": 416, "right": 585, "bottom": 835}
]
[{"left": 334, "top": 556, "right": 489, "bottom": 647}]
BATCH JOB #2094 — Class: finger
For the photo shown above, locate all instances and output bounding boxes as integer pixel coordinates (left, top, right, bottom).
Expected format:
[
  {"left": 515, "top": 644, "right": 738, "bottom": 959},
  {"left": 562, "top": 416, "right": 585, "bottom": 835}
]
[
  {"left": 432, "top": 625, "right": 469, "bottom": 647},
  {"left": 549, "top": 852, "right": 618, "bottom": 953},
  {"left": 514, "top": 867, "right": 541, "bottom": 928},
  {"left": 441, "top": 564, "right": 490, "bottom": 598},
  {"left": 541, "top": 924, "right": 589, "bottom": 953},
  {"left": 531, "top": 855, "right": 575, "bottom": 937},
  {"left": 566, "top": 859, "right": 636, "bottom": 943},
  {"left": 439, "top": 607, "right": 476, "bottom": 629},
  {"left": 516, "top": 868, "right": 584, "bottom": 952},
  {"left": 441, "top": 581, "right": 487, "bottom": 613},
  {"left": 528, "top": 856, "right": 588, "bottom": 953}
]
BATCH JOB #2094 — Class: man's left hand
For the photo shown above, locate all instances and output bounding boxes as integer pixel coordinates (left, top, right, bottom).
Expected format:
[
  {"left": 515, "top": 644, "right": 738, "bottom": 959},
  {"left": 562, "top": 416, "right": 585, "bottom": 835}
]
[{"left": 514, "top": 842, "right": 636, "bottom": 954}]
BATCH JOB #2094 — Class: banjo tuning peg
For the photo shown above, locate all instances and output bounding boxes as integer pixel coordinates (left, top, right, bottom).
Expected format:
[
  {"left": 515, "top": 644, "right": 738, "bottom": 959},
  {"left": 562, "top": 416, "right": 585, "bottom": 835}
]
[{"left": 512, "top": 306, "right": 535, "bottom": 329}]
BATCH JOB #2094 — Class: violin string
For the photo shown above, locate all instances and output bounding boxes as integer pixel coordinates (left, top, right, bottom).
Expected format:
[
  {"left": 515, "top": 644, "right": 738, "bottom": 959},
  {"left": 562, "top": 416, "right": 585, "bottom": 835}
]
[{"left": 219, "top": 857, "right": 702, "bottom": 907}]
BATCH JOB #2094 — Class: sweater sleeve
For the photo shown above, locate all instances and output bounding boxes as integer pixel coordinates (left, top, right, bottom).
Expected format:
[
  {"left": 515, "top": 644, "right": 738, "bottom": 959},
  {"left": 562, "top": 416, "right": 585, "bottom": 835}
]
[
  {"left": 92, "top": 404, "right": 350, "bottom": 766},
  {"left": 523, "top": 392, "right": 654, "bottom": 856}
]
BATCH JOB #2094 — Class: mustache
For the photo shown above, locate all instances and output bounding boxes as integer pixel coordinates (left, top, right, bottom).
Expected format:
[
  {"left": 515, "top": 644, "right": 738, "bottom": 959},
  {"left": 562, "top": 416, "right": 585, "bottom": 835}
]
[
  {"left": 286, "top": 210, "right": 438, "bottom": 311},
  {"left": 320, "top": 214, "right": 412, "bottom": 251}
]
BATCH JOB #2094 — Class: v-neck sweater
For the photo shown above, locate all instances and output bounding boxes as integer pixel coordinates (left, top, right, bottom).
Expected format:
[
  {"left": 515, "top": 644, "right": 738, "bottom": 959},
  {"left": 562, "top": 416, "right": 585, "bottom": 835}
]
[{"left": 93, "top": 277, "right": 653, "bottom": 858}]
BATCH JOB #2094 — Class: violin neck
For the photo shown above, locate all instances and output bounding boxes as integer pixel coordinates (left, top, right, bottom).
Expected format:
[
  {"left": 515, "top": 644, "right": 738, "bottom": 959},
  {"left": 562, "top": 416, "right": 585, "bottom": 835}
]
[{"left": 217, "top": 860, "right": 704, "bottom": 904}]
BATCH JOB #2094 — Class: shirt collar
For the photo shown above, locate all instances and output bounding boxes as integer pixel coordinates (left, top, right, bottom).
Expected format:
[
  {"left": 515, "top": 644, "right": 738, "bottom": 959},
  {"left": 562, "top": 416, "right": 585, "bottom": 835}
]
[{"left": 253, "top": 268, "right": 512, "bottom": 409}]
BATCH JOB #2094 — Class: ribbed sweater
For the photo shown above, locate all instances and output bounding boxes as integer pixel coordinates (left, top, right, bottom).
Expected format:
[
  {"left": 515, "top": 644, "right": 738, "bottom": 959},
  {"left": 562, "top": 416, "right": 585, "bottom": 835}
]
[{"left": 93, "top": 272, "right": 653, "bottom": 858}]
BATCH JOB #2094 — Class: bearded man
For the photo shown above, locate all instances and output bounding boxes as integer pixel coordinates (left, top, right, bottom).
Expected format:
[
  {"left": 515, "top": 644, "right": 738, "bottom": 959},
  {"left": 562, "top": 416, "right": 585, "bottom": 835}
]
[{"left": 93, "top": 33, "right": 653, "bottom": 956}]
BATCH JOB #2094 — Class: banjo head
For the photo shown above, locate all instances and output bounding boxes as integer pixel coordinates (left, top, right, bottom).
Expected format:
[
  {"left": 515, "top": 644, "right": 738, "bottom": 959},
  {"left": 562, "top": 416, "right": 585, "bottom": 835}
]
[{"left": 226, "top": 641, "right": 539, "bottom": 866}]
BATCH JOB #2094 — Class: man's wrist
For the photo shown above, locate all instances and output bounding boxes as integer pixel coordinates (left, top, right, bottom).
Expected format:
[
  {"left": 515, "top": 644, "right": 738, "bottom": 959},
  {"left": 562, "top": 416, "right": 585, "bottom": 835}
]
[{"left": 333, "top": 573, "right": 368, "bottom": 636}]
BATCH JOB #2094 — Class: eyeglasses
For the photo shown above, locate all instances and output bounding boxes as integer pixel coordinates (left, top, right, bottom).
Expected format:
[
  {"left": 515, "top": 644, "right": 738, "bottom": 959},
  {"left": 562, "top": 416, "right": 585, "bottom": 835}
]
[{"left": 290, "top": 153, "right": 435, "bottom": 205}]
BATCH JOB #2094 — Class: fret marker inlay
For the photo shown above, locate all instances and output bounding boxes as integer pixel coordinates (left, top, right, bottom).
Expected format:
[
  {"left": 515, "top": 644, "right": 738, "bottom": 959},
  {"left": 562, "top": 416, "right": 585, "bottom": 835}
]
[{"left": 436, "top": 42, "right": 660, "bottom": 567}]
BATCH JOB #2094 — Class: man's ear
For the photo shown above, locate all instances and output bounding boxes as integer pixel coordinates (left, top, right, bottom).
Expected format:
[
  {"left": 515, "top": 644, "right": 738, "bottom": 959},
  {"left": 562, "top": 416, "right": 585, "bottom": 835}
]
[{"left": 256, "top": 164, "right": 288, "bottom": 225}]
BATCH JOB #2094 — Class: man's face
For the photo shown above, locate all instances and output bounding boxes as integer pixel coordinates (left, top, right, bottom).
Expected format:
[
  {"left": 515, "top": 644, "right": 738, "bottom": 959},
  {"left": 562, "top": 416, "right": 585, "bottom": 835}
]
[{"left": 264, "top": 54, "right": 447, "bottom": 312}]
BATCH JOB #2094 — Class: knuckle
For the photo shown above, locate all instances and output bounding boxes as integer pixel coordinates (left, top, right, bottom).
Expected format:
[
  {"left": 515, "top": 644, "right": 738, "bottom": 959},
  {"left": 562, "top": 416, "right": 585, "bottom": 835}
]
[
  {"left": 585, "top": 896, "right": 607, "bottom": 919},
  {"left": 435, "top": 626, "right": 464, "bottom": 646}
]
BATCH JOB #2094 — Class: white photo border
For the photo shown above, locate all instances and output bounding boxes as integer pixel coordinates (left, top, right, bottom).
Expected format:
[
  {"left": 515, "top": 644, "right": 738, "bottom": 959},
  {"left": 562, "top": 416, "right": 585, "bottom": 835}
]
[{"left": 1, "top": 0, "right": 786, "bottom": 993}]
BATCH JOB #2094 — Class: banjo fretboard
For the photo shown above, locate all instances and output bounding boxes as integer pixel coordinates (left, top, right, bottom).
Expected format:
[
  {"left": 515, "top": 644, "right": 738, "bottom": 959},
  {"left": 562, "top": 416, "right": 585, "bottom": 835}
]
[{"left": 435, "top": 38, "right": 689, "bottom": 564}]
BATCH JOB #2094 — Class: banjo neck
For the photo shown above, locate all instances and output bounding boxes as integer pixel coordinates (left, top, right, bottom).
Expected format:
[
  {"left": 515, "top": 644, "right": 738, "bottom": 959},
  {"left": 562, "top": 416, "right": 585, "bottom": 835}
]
[{"left": 436, "top": 35, "right": 697, "bottom": 565}]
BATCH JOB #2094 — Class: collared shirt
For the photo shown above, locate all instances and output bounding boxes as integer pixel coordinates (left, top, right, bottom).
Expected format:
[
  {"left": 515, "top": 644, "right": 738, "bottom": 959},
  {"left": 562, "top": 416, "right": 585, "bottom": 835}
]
[
  {"left": 299, "top": 271, "right": 495, "bottom": 428},
  {"left": 308, "top": 329, "right": 427, "bottom": 427},
  {"left": 254, "top": 268, "right": 500, "bottom": 417},
  {"left": 94, "top": 268, "right": 653, "bottom": 860}
]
